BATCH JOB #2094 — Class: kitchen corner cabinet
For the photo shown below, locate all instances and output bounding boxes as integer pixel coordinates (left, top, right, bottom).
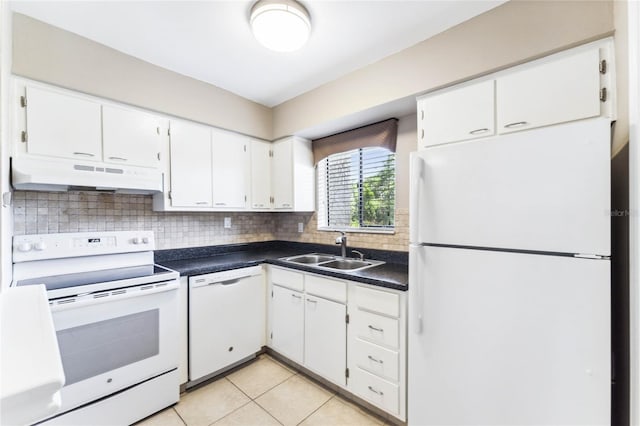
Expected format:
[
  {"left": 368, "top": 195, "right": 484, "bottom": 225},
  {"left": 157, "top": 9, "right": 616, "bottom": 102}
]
[
  {"left": 102, "top": 104, "right": 161, "bottom": 168},
  {"left": 250, "top": 139, "right": 273, "bottom": 210},
  {"left": 23, "top": 85, "right": 102, "bottom": 161},
  {"left": 271, "top": 137, "right": 315, "bottom": 211},
  {"left": 417, "top": 80, "right": 495, "bottom": 148},
  {"left": 168, "top": 120, "right": 213, "bottom": 207},
  {"left": 497, "top": 48, "right": 603, "bottom": 134}
]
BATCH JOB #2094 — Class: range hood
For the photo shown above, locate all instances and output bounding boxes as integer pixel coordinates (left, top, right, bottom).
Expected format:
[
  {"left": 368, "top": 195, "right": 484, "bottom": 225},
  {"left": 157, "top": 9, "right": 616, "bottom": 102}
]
[{"left": 11, "top": 156, "right": 163, "bottom": 194}]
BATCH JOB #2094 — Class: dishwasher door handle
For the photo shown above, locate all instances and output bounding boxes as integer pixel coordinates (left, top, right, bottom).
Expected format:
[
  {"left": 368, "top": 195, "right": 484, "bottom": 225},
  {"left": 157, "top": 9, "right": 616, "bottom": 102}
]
[{"left": 218, "top": 278, "right": 242, "bottom": 286}]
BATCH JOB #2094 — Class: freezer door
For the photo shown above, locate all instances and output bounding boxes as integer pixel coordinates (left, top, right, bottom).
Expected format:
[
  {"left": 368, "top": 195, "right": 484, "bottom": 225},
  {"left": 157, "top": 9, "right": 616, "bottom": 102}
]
[
  {"left": 408, "top": 245, "right": 610, "bottom": 425},
  {"left": 410, "top": 117, "right": 610, "bottom": 255}
]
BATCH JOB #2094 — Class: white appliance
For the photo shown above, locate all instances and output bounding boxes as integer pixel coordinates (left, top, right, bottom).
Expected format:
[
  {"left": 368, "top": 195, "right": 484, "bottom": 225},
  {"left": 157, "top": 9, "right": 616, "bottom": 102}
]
[
  {"left": 11, "top": 156, "right": 163, "bottom": 194},
  {"left": 11, "top": 231, "right": 180, "bottom": 425},
  {"left": 408, "top": 117, "right": 611, "bottom": 425},
  {"left": 188, "top": 266, "right": 265, "bottom": 386}
]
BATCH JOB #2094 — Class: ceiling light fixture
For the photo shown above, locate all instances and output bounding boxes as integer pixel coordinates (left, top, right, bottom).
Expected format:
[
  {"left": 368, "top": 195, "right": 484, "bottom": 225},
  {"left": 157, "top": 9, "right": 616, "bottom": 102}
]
[{"left": 250, "top": 0, "right": 311, "bottom": 53}]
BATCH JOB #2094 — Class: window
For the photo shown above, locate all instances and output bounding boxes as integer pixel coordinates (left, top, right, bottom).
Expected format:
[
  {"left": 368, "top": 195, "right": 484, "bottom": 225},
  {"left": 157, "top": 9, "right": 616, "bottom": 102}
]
[{"left": 317, "top": 147, "right": 395, "bottom": 231}]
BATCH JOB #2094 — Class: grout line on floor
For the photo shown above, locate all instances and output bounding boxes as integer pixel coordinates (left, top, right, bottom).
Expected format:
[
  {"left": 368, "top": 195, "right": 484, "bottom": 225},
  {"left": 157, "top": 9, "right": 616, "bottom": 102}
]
[
  {"left": 294, "top": 394, "right": 336, "bottom": 426},
  {"left": 204, "top": 397, "right": 254, "bottom": 426},
  {"left": 172, "top": 407, "right": 188, "bottom": 426},
  {"left": 225, "top": 376, "right": 254, "bottom": 402}
]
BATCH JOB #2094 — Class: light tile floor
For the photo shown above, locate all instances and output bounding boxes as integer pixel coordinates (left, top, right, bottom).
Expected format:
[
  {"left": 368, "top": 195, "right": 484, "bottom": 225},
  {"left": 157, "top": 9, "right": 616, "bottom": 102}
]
[{"left": 137, "top": 354, "right": 386, "bottom": 426}]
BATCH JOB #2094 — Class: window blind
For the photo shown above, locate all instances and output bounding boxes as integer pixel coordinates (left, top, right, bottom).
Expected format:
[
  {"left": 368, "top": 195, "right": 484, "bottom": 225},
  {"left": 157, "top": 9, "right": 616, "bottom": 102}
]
[{"left": 317, "top": 147, "right": 395, "bottom": 230}]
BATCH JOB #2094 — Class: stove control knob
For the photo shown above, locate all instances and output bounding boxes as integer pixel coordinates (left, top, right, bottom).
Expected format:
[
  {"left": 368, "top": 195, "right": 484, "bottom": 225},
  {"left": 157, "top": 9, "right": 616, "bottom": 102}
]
[
  {"left": 132, "top": 237, "right": 142, "bottom": 245},
  {"left": 34, "top": 242, "right": 47, "bottom": 251},
  {"left": 17, "top": 242, "right": 32, "bottom": 252},
  {"left": 142, "top": 237, "right": 150, "bottom": 244}
]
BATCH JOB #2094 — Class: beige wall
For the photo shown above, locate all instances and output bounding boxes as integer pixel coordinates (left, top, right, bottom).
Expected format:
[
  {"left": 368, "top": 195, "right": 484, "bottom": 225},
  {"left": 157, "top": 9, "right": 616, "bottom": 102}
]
[
  {"left": 12, "top": 13, "right": 273, "bottom": 140},
  {"left": 273, "top": 0, "right": 614, "bottom": 138}
]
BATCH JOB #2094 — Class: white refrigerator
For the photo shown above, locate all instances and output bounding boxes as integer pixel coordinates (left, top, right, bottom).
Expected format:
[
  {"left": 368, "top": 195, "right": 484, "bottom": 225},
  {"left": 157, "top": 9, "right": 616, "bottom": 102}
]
[{"left": 408, "top": 117, "right": 611, "bottom": 425}]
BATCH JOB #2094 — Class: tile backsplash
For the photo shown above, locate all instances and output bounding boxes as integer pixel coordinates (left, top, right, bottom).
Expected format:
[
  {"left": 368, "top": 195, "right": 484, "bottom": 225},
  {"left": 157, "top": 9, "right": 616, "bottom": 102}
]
[{"left": 12, "top": 191, "right": 409, "bottom": 251}]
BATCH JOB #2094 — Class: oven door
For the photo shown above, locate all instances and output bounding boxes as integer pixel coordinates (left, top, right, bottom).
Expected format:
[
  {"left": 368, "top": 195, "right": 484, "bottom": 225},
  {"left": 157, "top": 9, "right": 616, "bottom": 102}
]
[{"left": 49, "top": 280, "right": 179, "bottom": 415}]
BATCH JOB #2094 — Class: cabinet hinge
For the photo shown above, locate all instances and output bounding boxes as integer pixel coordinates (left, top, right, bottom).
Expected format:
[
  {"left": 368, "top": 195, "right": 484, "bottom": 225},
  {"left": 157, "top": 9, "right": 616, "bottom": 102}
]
[
  {"left": 244, "top": 195, "right": 247, "bottom": 202},
  {"left": 157, "top": 152, "right": 161, "bottom": 161},
  {"left": 599, "top": 59, "right": 607, "bottom": 74},
  {"left": 421, "top": 110, "right": 424, "bottom": 120},
  {"left": 21, "top": 131, "right": 28, "bottom": 143},
  {"left": 244, "top": 145, "right": 247, "bottom": 152},
  {"left": 269, "top": 150, "right": 273, "bottom": 158},
  {"left": 168, "top": 191, "right": 173, "bottom": 200},
  {"left": 156, "top": 126, "right": 160, "bottom": 135},
  {"left": 271, "top": 290, "right": 274, "bottom": 298},
  {"left": 600, "top": 87, "right": 608, "bottom": 102},
  {"left": 167, "top": 128, "right": 171, "bottom": 136},
  {"left": 345, "top": 314, "right": 350, "bottom": 324},
  {"left": 270, "top": 332, "right": 273, "bottom": 339},
  {"left": 345, "top": 368, "right": 350, "bottom": 378},
  {"left": 20, "top": 95, "right": 27, "bottom": 108}
]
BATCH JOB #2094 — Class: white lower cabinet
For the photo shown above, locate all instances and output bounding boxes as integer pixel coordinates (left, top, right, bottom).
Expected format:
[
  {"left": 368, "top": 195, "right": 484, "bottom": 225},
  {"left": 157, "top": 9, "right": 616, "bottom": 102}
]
[
  {"left": 188, "top": 267, "right": 265, "bottom": 383},
  {"left": 270, "top": 284, "right": 305, "bottom": 364},
  {"left": 304, "top": 293, "right": 346, "bottom": 387},
  {"left": 267, "top": 266, "right": 406, "bottom": 421}
]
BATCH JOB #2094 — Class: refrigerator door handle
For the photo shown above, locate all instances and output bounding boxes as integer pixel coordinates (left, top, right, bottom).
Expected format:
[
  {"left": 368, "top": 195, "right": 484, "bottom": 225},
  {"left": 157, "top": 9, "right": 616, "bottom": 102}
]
[
  {"left": 410, "top": 152, "right": 424, "bottom": 244},
  {"left": 409, "top": 246, "right": 424, "bottom": 334}
]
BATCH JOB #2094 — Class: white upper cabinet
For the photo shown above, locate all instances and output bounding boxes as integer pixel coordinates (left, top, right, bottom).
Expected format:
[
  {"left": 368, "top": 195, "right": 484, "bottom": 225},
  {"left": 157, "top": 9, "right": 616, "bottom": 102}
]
[
  {"left": 250, "top": 139, "right": 272, "bottom": 210},
  {"left": 169, "top": 120, "right": 213, "bottom": 207},
  {"left": 24, "top": 86, "right": 102, "bottom": 161},
  {"left": 271, "top": 138, "right": 294, "bottom": 209},
  {"left": 211, "top": 129, "right": 249, "bottom": 209},
  {"left": 102, "top": 105, "right": 161, "bottom": 168},
  {"left": 497, "top": 48, "right": 603, "bottom": 134},
  {"left": 418, "top": 80, "right": 495, "bottom": 148},
  {"left": 272, "top": 137, "right": 315, "bottom": 211}
]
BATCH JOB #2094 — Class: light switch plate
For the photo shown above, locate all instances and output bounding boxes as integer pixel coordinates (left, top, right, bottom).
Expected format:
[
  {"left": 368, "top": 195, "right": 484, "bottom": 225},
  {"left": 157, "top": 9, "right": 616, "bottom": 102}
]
[
  {"left": 298, "top": 222, "right": 304, "bottom": 233},
  {"left": 224, "top": 217, "right": 231, "bottom": 228}
]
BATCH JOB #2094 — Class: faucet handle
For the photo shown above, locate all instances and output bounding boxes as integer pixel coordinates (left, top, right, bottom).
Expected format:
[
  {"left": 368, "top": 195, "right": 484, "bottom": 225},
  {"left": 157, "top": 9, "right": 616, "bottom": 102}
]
[{"left": 352, "top": 250, "right": 365, "bottom": 261}]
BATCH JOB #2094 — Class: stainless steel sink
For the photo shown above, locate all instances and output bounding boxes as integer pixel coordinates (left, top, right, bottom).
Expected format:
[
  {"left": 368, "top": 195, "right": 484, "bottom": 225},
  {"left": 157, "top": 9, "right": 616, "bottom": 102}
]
[
  {"left": 280, "top": 253, "right": 384, "bottom": 272},
  {"left": 284, "top": 253, "right": 336, "bottom": 264},
  {"left": 318, "top": 259, "right": 375, "bottom": 270}
]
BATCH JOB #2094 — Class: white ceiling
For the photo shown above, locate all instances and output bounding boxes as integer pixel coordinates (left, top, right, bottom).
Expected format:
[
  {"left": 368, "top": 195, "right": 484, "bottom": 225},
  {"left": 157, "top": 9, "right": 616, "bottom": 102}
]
[{"left": 10, "top": 0, "right": 506, "bottom": 108}]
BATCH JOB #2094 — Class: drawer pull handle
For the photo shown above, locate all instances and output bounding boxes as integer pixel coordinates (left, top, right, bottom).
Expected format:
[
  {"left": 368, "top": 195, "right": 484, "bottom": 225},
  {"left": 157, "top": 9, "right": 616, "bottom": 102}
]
[
  {"left": 73, "top": 152, "right": 95, "bottom": 157},
  {"left": 368, "top": 386, "right": 384, "bottom": 396},
  {"left": 504, "top": 121, "right": 528, "bottom": 129},
  {"left": 368, "top": 325, "right": 384, "bottom": 332},
  {"left": 196, "top": 202, "right": 208, "bottom": 205},
  {"left": 368, "top": 355, "right": 384, "bottom": 364},
  {"left": 291, "top": 294, "right": 302, "bottom": 299},
  {"left": 306, "top": 298, "right": 317, "bottom": 304},
  {"left": 108, "top": 156, "right": 127, "bottom": 161},
  {"left": 469, "top": 128, "right": 489, "bottom": 135}
]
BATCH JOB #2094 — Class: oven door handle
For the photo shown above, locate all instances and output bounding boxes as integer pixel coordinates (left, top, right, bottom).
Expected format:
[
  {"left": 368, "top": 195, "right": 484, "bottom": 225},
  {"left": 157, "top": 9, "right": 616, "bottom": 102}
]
[{"left": 49, "top": 280, "right": 179, "bottom": 312}]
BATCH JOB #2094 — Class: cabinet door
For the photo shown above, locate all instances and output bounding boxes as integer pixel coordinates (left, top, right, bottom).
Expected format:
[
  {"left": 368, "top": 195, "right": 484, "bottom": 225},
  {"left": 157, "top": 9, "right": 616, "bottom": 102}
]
[
  {"left": 250, "top": 139, "right": 272, "bottom": 209},
  {"left": 189, "top": 274, "right": 266, "bottom": 381},
  {"left": 419, "top": 80, "right": 495, "bottom": 147},
  {"left": 497, "top": 48, "right": 601, "bottom": 134},
  {"left": 304, "top": 295, "right": 346, "bottom": 386},
  {"left": 102, "top": 105, "right": 161, "bottom": 168},
  {"left": 272, "top": 138, "right": 294, "bottom": 209},
  {"left": 25, "top": 86, "right": 102, "bottom": 161},
  {"left": 169, "top": 121, "right": 213, "bottom": 207},
  {"left": 211, "top": 129, "right": 249, "bottom": 209},
  {"left": 270, "top": 285, "right": 304, "bottom": 364}
]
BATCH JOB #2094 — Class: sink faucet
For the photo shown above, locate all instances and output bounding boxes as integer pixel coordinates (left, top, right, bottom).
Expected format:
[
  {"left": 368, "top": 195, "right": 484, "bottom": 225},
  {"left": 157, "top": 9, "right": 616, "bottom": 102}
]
[
  {"left": 335, "top": 231, "right": 347, "bottom": 258},
  {"left": 352, "top": 250, "right": 365, "bottom": 261}
]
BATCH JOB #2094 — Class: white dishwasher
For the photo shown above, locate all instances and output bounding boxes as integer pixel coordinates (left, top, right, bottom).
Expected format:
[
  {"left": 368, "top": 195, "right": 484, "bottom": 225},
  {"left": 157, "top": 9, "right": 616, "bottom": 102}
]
[{"left": 188, "top": 266, "right": 265, "bottom": 384}]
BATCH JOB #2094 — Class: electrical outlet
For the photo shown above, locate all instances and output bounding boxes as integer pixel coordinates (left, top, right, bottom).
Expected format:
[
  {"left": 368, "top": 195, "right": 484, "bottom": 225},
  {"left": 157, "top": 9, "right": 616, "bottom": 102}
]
[
  {"left": 298, "top": 222, "right": 304, "bottom": 233},
  {"left": 224, "top": 217, "right": 231, "bottom": 228}
]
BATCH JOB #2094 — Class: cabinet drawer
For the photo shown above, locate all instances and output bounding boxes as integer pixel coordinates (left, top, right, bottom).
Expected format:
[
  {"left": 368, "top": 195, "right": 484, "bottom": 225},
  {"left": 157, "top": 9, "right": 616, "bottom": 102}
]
[
  {"left": 305, "top": 274, "right": 347, "bottom": 303},
  {"left": 354, "top": 285, "right": 399, "bottom": 317},
  {"left": 354, "top": 310, "right": 399, "bottom": 349},
  {"left": 352, "top": 338, "right": 399, "bottom": 382},
  {"left": 270, "top": 267, "right": 304, "bottom": 292},
  {"left": 350, "top": 368, "right": 399, "bottom": 416}
]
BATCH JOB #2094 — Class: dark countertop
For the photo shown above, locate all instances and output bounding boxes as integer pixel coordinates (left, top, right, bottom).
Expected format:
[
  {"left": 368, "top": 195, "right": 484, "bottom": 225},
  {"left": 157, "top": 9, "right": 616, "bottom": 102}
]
[{"left": 155, "top": 241, "right": 408, "bottom": 291}]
